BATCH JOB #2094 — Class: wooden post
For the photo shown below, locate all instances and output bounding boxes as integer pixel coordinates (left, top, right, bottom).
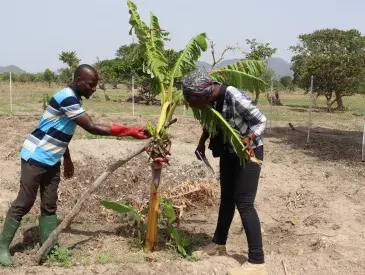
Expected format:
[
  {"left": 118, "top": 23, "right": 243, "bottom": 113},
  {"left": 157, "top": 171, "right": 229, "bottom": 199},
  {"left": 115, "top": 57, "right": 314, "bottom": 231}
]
[
  {"left": 361, "top": 118, "right": 365, "bottom": 162},
  {"left": 269, "top": 78, "right": 273, "bottom": 134},
  {"left": 307, "top": 76, "right": 314, "bottom": 143},
  {"left": 9, "top": 72, "right": 12, "bottom": 113},
  {"left": 132, "top": 75, "right": 135, "bottom": 117}
]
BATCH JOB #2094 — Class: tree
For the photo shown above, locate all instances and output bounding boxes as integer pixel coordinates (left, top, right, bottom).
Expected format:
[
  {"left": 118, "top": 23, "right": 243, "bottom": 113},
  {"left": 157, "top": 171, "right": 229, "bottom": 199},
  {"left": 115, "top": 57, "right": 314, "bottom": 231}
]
[
  {"left": 280, "top": 76, "right": 292, "bottom": 90},
  {"left": 290, "top": 28, "right": 365, "bottom": 111},
  {"left": 115, "top": 43, "right": 183, "bottom": 105},
  {"left": 244, "top": 39, "right": 277, "bottom": 60},
  {"left": 58, "top": 51, "right": 80, "bottom": 83},
  {"left": 43, "top": 69, "right": 55, "bottom": 87},
  {"left": 94, "top": 58, "right": 124, "bottom": 100},
  {"left": 244, "top": 39, "right": 277, "bottom": 103}
]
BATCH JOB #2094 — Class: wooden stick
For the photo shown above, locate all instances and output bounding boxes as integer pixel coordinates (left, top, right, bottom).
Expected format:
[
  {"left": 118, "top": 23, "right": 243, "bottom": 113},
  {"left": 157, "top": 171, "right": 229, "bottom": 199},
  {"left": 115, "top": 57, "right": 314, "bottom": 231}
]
[
  {"left": 34, "top": 141, "right": 151, "bottom": 264},
  {"left": 282, "top": 259, "right": 289, "bottom": 275}
]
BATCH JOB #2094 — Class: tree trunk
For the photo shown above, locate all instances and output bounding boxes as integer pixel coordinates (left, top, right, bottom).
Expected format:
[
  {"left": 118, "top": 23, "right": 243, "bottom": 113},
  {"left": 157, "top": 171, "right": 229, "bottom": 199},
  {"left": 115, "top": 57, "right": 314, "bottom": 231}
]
[
  {"left": 274, "top": 91, "right": 282, "bottom": 106},
  {"left": 334, "top": 91, "right": 344, "bottom": 110},
  {"left": 34, "top": 141, "right": 150, "bottom": 264},
  {"left": 325, "top": 91, "right": 333, "bottom": 113},
  {"left": 145, "top": 167, "right": 162, "bottom": 251},
  {"left": 254, "top": 92, "right": 260, "bottom": 105},
  {"left": 103, "top": 90, "right": 110, "bottom": 101}
]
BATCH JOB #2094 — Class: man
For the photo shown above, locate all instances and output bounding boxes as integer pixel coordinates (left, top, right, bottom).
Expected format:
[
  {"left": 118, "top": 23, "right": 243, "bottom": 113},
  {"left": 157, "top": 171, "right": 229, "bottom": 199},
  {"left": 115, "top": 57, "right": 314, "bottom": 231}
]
[
  {"left": 0, "top": 64, "right": 148, "bottom": 266},
  {"left": 182, "top": 71, "right": 268, "bottom": 275}
]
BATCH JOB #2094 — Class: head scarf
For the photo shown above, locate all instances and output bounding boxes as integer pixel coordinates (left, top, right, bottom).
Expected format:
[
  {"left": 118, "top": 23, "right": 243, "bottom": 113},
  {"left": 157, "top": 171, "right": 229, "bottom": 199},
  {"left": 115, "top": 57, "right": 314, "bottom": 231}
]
[{"left": 182, "top": 70, "right": 215, "bottom": 101}]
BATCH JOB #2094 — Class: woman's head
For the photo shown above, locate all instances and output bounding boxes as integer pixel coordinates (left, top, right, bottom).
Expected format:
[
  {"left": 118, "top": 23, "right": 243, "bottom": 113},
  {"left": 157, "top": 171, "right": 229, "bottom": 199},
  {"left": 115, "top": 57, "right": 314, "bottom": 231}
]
[{"left": 182, "top": 70, "right": 216, "bottom": 109}]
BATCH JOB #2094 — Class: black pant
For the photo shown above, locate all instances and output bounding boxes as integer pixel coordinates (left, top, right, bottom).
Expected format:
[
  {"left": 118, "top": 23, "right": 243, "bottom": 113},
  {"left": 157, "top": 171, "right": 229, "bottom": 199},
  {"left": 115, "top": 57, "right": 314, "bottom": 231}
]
[
  {"left": 7, "top": 159, "right": 60, "bottom": 221},
  {"left": 213, "top": 146, "right": 264, "bottom": 264}
]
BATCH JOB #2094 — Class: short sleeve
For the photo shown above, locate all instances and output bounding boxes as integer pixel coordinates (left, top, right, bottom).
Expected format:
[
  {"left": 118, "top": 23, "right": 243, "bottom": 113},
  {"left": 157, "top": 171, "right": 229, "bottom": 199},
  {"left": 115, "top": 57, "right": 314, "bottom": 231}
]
[{"left": 59, "top": 96, "right": 85, "bottom": 119}]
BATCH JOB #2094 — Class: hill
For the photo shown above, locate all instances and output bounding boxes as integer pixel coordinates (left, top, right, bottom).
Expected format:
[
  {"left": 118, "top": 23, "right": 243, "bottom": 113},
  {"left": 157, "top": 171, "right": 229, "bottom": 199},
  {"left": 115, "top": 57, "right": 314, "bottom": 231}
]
[{"left": 0, "top": 65, "right": 26, "bottom": 74}]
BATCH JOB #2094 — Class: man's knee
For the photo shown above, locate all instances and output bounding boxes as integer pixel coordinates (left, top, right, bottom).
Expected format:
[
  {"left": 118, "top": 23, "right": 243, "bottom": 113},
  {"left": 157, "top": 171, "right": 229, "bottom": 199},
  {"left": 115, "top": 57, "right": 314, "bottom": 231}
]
[{"left": 41, "top": 199, "right": 58, "bottom": 216}]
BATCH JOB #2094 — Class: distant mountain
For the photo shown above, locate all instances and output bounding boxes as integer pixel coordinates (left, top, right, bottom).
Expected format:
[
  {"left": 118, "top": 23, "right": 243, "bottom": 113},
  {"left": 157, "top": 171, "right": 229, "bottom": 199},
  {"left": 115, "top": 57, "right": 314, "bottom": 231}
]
[
  {"left": 267, "top": 58, "right": 293, "bottom": 78},
  {"left": 196, "top": 57, "right": 293, "bottom": 78},
  {"left": 0, "top": 65, "right": 26, "bottom": 74},
  {"left": 196, "top": 61, "right": 211, "bottom": 71}
]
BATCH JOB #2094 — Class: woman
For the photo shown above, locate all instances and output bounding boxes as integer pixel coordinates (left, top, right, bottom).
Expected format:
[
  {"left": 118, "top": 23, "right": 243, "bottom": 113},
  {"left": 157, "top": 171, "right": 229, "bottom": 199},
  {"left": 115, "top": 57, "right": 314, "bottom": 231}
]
[{"left": 182, "top": 70, "right": 268, "bottom": 275}]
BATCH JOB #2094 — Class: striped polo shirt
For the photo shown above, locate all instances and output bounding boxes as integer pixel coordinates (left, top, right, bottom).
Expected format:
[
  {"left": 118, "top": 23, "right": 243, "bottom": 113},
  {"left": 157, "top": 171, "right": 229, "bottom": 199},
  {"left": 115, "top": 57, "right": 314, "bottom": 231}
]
[{"left": 20, "top": 87, "right": 85, "bottom": 167}]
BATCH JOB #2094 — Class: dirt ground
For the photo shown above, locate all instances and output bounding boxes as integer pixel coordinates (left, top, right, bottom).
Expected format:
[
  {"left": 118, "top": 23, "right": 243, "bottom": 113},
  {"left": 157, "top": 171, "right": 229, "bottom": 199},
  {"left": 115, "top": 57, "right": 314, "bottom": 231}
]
[{"left": 0, "top": 114, "right": 365, "bottom": 275}]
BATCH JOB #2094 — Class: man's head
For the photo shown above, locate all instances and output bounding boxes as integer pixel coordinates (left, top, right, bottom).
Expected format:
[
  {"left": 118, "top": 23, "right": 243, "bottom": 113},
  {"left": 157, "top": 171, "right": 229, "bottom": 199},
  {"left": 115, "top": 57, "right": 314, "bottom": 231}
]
[
  {"left": 182, "top": 70, "right": 217, "bottom": 109},
  {"left": 72, "top": 64, "right": 99, "bottom": 99}
]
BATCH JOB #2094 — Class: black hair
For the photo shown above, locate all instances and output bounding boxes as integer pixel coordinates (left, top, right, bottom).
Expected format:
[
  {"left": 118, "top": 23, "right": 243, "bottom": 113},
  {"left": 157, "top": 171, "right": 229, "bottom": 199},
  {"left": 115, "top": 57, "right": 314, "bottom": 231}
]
[{"left": 73, "top": 64, "right": 97, "bottom": 80}]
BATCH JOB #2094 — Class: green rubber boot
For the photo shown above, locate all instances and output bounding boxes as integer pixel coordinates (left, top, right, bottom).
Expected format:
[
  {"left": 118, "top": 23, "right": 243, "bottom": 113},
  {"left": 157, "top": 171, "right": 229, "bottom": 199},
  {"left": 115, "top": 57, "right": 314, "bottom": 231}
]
[
  {"left": 0, "top": 216, "right": 20, "bottom": 266},
  {"left": 39, "top": 215, "right": 59, "bottom": 256}
]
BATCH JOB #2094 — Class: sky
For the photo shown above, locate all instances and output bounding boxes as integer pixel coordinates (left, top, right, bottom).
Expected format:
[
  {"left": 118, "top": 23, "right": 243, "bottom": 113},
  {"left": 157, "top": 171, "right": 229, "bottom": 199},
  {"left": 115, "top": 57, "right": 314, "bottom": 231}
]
[{"left": 1, "top": 0, "right": 365, "bottom": 73}]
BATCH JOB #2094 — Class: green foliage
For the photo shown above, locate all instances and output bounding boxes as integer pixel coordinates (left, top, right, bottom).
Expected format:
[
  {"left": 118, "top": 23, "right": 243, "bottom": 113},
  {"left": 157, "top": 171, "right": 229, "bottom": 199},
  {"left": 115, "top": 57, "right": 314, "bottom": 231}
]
[
  {"left": 192, "top": 106, "right": 250, "bottom": 164},
  {"left": 127, "top": 0, "right": 207, "bottom": 106},
  {"left": 43, "top": 69, "right": 55, "bottom": 87},
  {"left": 290, "top": 28, "right": 365, "bottom": 110},
  {"left": 100, "top": 200, "right": 146, "bottom": 244},
  {"left": 94, "top": 58, "right": 122, "bottom": 89},
  {"left": 244, "top": 38, "right": 277, "bottom": 60},
  {"left": 59, "top": 51, "right": 80, "bottom": 70},
  {"left": 210, "top": 60, "right": 266, "bottom": 96},
  {"left": 58, "top": 68, "right": 73, "bottom": 84},
  {"left": 98, "top": 252, "right": 113, "bottom": 264},
  {"left": 100, "top": 198, "right": 192, "bottom": 257},
  {"left": 160, "top": 198, "right": 190, "bottom": 257},
  {"left": 58, "top": 51, "right": 80, "bottom": 84},
  {"left": 46, "top": 246, "right": 72, "bottom": 267},
  {"left": 42, "top": 93, "right": 50, "bottom": 111},
  {"left": 280, "top": 76, "right": 292, "bottom": 89}
]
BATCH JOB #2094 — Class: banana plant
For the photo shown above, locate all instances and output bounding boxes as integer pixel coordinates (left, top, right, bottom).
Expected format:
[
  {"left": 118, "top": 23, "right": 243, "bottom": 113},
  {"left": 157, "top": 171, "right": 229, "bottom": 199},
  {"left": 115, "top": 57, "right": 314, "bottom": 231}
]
[
  {"left": 126, "top": 0, "right": 267, "bottom": 252},
  {"left": 192, "top": 60, "right": 267, "bottom": 164}
]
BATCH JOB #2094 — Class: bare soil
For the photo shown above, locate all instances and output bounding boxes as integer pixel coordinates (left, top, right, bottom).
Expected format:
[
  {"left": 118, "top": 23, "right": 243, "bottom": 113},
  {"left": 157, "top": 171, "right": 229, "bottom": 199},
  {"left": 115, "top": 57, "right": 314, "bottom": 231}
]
[{"left": 0, "top": 115, "right": 364, "bottom": 275}]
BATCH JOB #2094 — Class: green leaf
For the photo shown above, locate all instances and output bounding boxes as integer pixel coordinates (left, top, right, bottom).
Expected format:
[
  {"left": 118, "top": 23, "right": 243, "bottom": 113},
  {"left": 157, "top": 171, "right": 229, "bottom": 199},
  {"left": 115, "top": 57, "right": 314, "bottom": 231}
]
[
  {"left": 170, "top": 33, "right": 208, "bottom": 79},
  {"left": 210, "top": 68, "right": 266, "bottom": 95},
  {"left": 181, "top": 237, "right": 192, "bottom": 247},
  {"left": 164, "top": 203, "right": 176, "bottom": 223},
  {"left": 127, "top": 0, "right": 168, "bottom": 102},
  {"left": 169, "top": 226, "right": 179, "bottom": 242},
  {"left": 140, "top": 207, "right": 149, "bottom": 215},
  {"left": 100, "top": 200, "right": 134, "bottom": 214},
  {"left": 177, "top": 244, "right": 187, "bottom": 257},
  {"left": 193, "top": 106, "right": 250, "bottom": 164}
]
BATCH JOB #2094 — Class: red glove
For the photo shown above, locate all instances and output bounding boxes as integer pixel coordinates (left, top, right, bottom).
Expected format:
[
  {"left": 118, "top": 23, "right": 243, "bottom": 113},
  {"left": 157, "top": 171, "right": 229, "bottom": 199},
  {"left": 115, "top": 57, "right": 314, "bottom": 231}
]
[{"left": 110, "top": 125, "right": 149, "bottom": 139}]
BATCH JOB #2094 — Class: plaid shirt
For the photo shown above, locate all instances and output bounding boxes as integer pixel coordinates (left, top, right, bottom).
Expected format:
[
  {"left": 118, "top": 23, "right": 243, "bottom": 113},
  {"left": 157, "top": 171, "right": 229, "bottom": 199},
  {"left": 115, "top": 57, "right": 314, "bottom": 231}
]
[{"left": 218, "top": 86, "right": 266, "bottom": 150}]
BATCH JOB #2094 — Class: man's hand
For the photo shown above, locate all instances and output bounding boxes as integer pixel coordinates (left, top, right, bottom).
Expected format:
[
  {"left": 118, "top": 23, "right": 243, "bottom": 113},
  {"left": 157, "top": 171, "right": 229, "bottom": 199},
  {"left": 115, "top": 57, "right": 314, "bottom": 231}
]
[
  {"left": 110, "top": 125, "right": 149, "bottom": 139},
  {"left": 63, "top": 158, "right": 74, "bottom": 179}
]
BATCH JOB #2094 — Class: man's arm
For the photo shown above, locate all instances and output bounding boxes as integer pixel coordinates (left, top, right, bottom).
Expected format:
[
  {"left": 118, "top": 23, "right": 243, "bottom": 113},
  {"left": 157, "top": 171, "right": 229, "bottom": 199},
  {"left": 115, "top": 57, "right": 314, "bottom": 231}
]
[
  {"left": 64, "top": 146, "right": 71, "bottom": 159},
  {"left": 73, "top": 113, "right": 148, "bottom": 139},
  {"left": 63, "top": 147, "right": 74, "bottom": 179},
  {"left": 74, "top": 113, "right": 112, "bottom": 135}
]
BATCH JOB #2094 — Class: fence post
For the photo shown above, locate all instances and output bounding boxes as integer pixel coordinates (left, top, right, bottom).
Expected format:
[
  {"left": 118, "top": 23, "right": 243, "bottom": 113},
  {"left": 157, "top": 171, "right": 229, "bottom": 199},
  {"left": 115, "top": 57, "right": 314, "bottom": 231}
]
[
  {"left": 307, "top": 76, "right": 314, "bottom": 143},
  {"left": 10, "top": 72, "right": 12, "bottom": 113},
  {"left": 269, "top": 78, "right": 273, "bottom": 134},
  {"left": 361, "top": 118, "right": 365, "bottom": 162},
  {"left": 131, "top": 75, "right": 135, "bottom": 117}
]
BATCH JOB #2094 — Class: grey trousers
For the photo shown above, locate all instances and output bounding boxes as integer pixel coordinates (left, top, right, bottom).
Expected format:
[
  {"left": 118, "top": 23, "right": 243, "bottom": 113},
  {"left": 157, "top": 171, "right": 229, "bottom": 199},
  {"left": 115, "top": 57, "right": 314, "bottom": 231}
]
[{"left": 7, "top": 159, "right": 60, "bottom": 221}]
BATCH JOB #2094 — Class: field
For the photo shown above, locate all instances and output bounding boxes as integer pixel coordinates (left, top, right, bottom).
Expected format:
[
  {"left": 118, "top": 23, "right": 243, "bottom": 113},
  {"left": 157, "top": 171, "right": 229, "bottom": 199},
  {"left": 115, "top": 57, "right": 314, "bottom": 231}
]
[{"left": 0, "top": 83, "right": 365, "bottom": 274}]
